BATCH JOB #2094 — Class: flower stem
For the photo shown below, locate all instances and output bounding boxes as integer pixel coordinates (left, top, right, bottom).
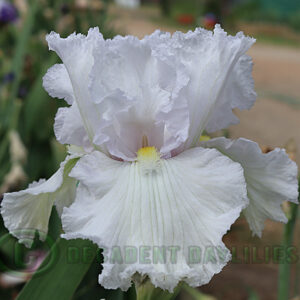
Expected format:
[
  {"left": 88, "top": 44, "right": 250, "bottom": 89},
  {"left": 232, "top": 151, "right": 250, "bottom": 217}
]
[
  {"left": 277, "top": 180, "right": 299, "bottom": 300},
  {"left": 135, "top": 277, "right": 180, "bottom": 300}
]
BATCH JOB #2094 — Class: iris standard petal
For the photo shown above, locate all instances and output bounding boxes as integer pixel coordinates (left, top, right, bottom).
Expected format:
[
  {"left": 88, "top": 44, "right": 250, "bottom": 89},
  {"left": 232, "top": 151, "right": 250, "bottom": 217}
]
[
  {"left": 145, "top": 26, "right": 256, "bottom": 146},
  {"left": 54, "top": 104, "right": 93, "bottom": 151},
  {"left": 46, "top": 28, "right": 104, "bottom": 147},
  {"left": 42, "top": 63, "right": 75, "bottom": 105},
  {"left": 61, "top": 147, "right": 247, "bottom": 291},
  {"left": 205, "top": 54, "right": 256, "bottom": 133},
  {"left": 45, "top": 26, "right": 255, "bottom": 161},
  {"left": 89, "top": 34, "right": 190, "bottom": 159},
  {"left": 202, "top": 137, "right": 299, "bottom": 237}
]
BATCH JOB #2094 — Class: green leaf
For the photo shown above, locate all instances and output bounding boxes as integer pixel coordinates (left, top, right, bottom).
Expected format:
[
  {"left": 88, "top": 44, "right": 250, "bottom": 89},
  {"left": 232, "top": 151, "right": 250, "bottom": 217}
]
[
  {"left": 5, "top": 0, "right": 38, "bottom": 130},
  {"left": 17, "top": 238, "right": 98, "bottom": 300},
  {"left": 182, "top": 284, "right": 216, "bottom": 300},
  {"left": 22, "top": 54, "right": 58, "bottom": 139},
  {"left": 278, "top": 179, "right": 300, "bottom": 300},
  {"left": 247, "top": 288, "right": 260, "bottom": 300}
]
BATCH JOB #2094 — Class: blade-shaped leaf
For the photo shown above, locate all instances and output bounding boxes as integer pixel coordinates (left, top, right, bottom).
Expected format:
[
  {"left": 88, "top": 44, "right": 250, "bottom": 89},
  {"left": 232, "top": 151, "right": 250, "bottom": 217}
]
[{"left": 17, "top": 238, "right": 97, "bottom": 300}]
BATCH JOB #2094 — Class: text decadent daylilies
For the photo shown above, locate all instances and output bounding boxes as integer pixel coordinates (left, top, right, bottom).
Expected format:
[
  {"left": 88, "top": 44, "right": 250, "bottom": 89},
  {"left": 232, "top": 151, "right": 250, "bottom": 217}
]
[{"left": 1, "top": 25, "right": 298, "bottom": 292}]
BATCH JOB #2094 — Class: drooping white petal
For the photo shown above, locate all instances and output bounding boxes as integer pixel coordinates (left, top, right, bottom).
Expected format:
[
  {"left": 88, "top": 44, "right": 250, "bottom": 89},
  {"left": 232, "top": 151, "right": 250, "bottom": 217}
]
[
  {"left": 202, "top": 137, "right": 299, "bottom": 237},
  {"left": 1, "top": 156, "right": 79, "bottom": 247},
  {"left": 61, "top": 147, "right": 247, "bottom": 291},
  {"left": 42, "top": 63, "right": 74, "bottom": 105},
  {"left": 53, "top": 157, "right": 81, "bottom": 216}
]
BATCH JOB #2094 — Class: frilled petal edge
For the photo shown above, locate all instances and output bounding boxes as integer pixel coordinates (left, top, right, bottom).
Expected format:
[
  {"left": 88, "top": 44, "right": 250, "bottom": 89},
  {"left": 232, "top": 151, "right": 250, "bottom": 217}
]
[
  {"left": 1, "top": 155, "right": 80, "bottom": 247},
  {"left": 61, "top": 147, "right": 248, "bottom": 291},
  {"left": 42, "top": 63, "right": 75, "bottom": 105},
  {"left": 54, "top": 104, "right": 93, "bottom": 152},
  {"left": 202, "top": 137, "right": 299, "bottom": 237},
  {"left": 145, "top": 25, "right": 256, "bottom": 147}
]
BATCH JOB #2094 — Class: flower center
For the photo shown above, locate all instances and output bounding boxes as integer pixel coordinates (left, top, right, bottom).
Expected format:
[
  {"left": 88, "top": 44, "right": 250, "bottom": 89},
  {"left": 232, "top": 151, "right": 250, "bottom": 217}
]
[
  {"left": 136, "top": 136, "right": 160, "bottom": 173},
  {"left": 137, "top": 146, "right": 160, "bottom": 161}
]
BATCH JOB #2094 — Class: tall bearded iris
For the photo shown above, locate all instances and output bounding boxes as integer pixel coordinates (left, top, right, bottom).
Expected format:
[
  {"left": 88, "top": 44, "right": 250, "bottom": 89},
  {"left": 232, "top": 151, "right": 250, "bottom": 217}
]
[{"left": 1, "top": 26, "right": 298, "bottom": 291}]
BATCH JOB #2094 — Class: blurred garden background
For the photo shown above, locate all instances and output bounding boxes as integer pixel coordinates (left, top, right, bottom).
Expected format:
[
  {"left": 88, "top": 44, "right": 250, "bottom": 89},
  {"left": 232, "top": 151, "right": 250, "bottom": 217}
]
[{"left": 0, "top": 0, "right": 299, "bottom": 299}]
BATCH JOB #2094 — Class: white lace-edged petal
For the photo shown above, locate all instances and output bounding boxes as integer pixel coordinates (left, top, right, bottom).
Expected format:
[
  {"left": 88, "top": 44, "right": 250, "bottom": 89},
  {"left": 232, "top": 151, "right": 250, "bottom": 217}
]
[
  {"left": 61, "top": 147, "right": 247, "bottom": 291},
  {"left": 205, "top": 54, "right": 256, "bottom": 132},
  {"left": 202, "top": 137, "right": 299, "bottom": 237},
  {"left": 1, "top": 156, "right": 79, "bottom": 247},
  {"left": 45, "top": 26, "right": 255, "bottom": 160},
  {"left": 143, "top": 26, "right": 256, "bottom": 145},
  {"left": 46, "top": 28, "right": 104, "bottom": 146},
  {"left": 54, "top": 104, "right": 93, "bottom": 152},
  {"left": 181, "top": 26, "right": 255, "bottom": 146},
  {"left": 42, "top": 63, "right": 74, "bottom": 105},
  {"left": 89, "top": 34, "right": 190, "bottom": 159}
]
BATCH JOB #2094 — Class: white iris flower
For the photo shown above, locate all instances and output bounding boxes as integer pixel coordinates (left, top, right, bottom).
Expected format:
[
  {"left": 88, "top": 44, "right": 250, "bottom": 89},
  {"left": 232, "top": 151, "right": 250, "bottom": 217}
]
[{"left": 1, "top": 26, "right": 298, "bottom": 292}]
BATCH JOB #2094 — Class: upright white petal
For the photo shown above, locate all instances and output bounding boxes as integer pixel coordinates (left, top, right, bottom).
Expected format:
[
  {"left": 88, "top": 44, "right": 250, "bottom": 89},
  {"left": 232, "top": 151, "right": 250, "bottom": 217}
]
[
  {"left": 89, "top": 35, "right": 190, "bottom": 160},
  {"left": 145, "top": 26, "right": 256, "bottom": 146},
  {"left": 43, "top": 63, "right": 74, "bottom": 105},
  {"left": 45, "top": 26, "right": 255, "bottom": 161},
  {"left": 202, "top": 137, "right": 299, "bottom": 237},
  {"left": 62, "top": 148, "right": 247, "bottom": 291},
  {"left": 205, "top": 54, "right": 256, "bottom": 133},
  {"left": 54, "top": 104, "right": 93, "bottom": 152},
  {"left": 1, "top": 156, "right": 79, "bottom": 247},
  {"left": 43, "top": 63, "right": 92, "bottom": 150},
  {"left": 46, "top": 28, "right": 104, "bottom": 147},
  {"left": 43, "top": 64, "right": 93, "bottom": 149}
]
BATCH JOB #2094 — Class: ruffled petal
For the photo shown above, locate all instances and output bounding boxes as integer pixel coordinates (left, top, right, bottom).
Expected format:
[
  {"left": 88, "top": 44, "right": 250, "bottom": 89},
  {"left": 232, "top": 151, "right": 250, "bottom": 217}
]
[
  {"left": 145, "top": 26, "right": 255, "bottom": 146},
  {"left": 45, "top": 26, "right": 255, "bottom": 160},
  {"left": 62, "top": 147, "right": 247, "bottom": 291},
  {"left": 202, "top": 137, "right": 299, "bottom": 237},
  {"left": 205, "top": 54, "right": 256, "bottom": 132},
  {"left": 89, "top": 34, "right": 190, "bottom": 159},
  {"left": 1, "top": 156, "right": 79, "bottom": 247},
  {"left": 42, "top": 63, "right": 74, "bottom": 105},
  {"left": 46, "top": 28, "right": 104, "bottom": 146},
  {"left": 54, "top": 104, "right": 93, "bottom": 152}
]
